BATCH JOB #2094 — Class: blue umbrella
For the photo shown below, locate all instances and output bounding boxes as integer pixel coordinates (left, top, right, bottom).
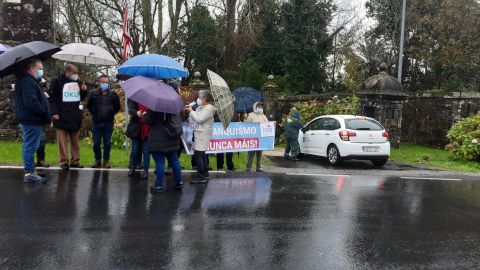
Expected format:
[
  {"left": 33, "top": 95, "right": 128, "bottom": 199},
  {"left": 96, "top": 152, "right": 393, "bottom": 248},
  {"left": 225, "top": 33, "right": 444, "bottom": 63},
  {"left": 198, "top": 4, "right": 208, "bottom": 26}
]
[
  {"left": 232, "top": 87, "right": 263, "bottom": 113},
  {"left": 118, "top": 54, "right": 188, "bottom": 79}
]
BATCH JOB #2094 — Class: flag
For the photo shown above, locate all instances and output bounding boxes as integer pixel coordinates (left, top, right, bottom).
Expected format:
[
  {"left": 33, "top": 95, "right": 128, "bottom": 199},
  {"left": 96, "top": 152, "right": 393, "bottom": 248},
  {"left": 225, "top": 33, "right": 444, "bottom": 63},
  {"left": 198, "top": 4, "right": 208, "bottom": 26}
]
[{"left": 122, "top": 7, "right": 132, "bottom": 63}]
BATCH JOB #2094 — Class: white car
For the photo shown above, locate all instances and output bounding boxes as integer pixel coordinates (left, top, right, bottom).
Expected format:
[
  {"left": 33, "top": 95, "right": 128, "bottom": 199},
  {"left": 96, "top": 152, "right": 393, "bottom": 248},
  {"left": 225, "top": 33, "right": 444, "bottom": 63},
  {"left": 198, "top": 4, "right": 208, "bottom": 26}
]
[{"left": 298, "top": 115, "right": 391, "bottom": 167}]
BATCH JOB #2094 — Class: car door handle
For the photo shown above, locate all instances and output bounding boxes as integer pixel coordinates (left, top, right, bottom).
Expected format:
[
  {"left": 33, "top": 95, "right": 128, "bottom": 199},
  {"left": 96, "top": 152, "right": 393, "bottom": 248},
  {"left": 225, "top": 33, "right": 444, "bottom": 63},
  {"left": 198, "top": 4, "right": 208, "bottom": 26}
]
[{"left": 325, "top": 133, "right": 330, "bottom": 135}]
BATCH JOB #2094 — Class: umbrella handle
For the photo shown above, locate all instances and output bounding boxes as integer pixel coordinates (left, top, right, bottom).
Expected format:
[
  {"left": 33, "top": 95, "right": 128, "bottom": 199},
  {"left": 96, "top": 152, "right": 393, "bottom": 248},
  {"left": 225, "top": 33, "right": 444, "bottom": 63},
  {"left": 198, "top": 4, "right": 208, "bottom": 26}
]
[{"left": 83, "top": 56, "right": 88, "bottom": 85}]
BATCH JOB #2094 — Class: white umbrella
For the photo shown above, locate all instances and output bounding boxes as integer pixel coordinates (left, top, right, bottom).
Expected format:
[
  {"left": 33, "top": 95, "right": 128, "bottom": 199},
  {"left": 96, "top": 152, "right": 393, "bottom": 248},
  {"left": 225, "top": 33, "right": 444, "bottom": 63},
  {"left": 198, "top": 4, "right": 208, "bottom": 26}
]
[{"left": 52, "top": 43, "right": 117, "bottom": 66}]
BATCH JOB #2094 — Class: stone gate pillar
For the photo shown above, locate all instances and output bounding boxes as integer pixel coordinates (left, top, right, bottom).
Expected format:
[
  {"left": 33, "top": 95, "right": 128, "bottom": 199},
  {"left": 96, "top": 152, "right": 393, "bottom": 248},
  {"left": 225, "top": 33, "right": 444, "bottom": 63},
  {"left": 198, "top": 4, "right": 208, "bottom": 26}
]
[
  {"left": 358, "top": 64, "right": 407, "bottom": 148},
  {"left": 188, "top": 71, "right": 208, "bottom": 93},
  {"left": 0, "top": 0, "right": 54, "bottom": 140},
  {"left": 0, "top": 0, "right": 54, "bottom": 43},
  {"left": 261, "top": 75, "right": 279, "bottom": 122}
]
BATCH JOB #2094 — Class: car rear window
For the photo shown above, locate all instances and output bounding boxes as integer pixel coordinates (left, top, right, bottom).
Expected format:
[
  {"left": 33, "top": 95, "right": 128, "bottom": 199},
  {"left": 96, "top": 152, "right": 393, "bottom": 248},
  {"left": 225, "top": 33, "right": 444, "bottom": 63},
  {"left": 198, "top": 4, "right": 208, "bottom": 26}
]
[{"left": 345, "top": 119, "right": 383, "bottom": 131}]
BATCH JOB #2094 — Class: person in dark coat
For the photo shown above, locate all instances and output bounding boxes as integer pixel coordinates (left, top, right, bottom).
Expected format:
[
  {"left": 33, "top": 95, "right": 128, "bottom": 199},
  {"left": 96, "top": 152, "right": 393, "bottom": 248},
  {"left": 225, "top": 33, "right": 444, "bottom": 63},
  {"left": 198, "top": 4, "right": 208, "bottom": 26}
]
[
  {"left": 284, "top": 110, "right": 304, "bottom": 161},
  {"left": 48, "top": 64, "right": 88, "bottom": 170},
  {"left": 126, "top": 100, "right": 150, "bottom": 179},
  {"left": 143, "top": 110, "right": 183, "bottom": 192},
  {"left": 14, "top": 59, "right": 50, "bottom": 183},
  {"left": 215, "top": 113, "right": 235, "bottom": 171},
  {"left": 35, "top": 77, "right": 50, "bottom": 168},
  {"left": 166, "top": 81, "right": 185, "bottom": 174},
  {"left": 87, "top": 75, "right": 120, "bottom": 169}
]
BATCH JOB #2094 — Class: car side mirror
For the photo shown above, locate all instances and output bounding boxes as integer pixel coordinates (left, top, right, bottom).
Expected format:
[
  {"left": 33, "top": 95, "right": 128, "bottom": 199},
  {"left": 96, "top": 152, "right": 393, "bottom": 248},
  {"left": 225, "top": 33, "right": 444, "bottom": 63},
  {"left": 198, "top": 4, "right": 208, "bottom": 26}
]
[{"left": 301, "top": 128, "right": 306, "bottom": 133}]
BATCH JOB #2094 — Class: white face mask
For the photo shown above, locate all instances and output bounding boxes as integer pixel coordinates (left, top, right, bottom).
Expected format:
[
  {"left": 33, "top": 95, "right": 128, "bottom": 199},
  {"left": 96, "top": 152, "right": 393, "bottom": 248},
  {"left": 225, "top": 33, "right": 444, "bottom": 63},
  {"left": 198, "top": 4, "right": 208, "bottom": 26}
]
[
  {"left": 70, "top": 74, "right": 79, "bottom": 81},
  {"left": 256, "top": 108, "right": 264, "bottom": 114},
  {"left": 196, "top": 98, "right": 203, "bottom": 106}
]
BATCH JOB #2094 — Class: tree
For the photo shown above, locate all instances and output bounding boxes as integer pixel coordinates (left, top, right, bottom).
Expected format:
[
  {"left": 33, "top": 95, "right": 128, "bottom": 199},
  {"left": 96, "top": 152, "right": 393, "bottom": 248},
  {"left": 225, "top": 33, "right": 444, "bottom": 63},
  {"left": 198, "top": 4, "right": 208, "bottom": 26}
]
[
  {"left": 245, "top": 0, "right": 284, "bottom": 76},
  {"left": 281, "top": 0, "right": 334, "bottom": 94},
  {"left": 183, "top": 4, "right": 221, "bottom": 79},
  {"left": 366, "top": 0, "right": 480, "bottom": 91}
]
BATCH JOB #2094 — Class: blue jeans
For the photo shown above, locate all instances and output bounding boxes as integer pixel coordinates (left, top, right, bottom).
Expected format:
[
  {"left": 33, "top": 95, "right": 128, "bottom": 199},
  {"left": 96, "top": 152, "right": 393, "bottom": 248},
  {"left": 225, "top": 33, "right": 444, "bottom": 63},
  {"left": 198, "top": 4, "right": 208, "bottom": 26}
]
[
  {"left": 92, "top": 122, "right": 114, "bottom": 161},
  {"left": 151, "top": 152, "right": 182, "bottom": 187},
  {"left": 20, "top": 124, "right": 43, "bottom": 173},
  {"left": 130, "top": 138, "right": 150, "bottom": 172}
]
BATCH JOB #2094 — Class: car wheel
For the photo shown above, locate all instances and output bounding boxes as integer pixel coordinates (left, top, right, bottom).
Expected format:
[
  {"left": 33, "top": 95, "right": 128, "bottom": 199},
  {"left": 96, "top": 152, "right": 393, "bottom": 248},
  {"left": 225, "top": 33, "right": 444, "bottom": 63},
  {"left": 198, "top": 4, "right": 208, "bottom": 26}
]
[
  {"left": 371, "top": 159, "right": 388, "bottom": 167},
  {"left": 327, "top": 145, "right": 342, "bottom": 166}
]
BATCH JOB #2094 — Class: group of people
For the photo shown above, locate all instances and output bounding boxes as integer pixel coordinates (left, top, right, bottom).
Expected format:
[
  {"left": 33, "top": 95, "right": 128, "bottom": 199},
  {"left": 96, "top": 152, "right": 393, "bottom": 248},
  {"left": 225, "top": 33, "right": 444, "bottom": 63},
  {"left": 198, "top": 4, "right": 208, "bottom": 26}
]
[
  {"left": 15, "top": 60, "right": 117, "bottom": 183},
  {"left": 14, "top": 58, "right": 275, "bottom": 193}
]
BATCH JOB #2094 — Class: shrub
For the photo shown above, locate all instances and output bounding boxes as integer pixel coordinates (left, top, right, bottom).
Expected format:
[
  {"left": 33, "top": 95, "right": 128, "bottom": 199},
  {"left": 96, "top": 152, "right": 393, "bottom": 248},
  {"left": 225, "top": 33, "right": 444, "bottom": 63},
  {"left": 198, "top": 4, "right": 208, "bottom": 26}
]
[
  {"left": 291, "top": 95, "right": 360, "bottom": 124},
  {"left": 446, "top": 114, "right": 480, "bottom": 161},
  {"left": 83, "top": 112, "right": 128, "bottom": 149}
]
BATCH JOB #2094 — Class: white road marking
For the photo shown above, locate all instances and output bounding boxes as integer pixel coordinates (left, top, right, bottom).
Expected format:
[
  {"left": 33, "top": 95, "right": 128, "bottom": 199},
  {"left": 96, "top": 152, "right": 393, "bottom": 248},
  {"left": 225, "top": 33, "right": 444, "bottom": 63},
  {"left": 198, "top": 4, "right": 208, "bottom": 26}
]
[{"left": 400, "top": 177, "right": 462, "bottom": 181}]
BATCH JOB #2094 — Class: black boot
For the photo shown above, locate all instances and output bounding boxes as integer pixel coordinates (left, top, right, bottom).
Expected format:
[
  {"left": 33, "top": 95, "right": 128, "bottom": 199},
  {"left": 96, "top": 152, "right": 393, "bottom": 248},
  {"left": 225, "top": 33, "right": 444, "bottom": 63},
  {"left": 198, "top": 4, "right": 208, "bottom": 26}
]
[
  {"left": 137, "top": 171, "right": 148, "bottom": 180},
  {"left": 128, "top": 165, "right": 136, "bottom": 177}
]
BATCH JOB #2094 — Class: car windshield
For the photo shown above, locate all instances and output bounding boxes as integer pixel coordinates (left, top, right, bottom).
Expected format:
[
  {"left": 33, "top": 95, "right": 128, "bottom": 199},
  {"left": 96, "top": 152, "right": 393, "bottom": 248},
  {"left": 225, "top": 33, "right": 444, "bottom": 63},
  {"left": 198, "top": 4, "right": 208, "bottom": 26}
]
[{"left": 345, "top": 119, "right": 383, "bottom": 131}]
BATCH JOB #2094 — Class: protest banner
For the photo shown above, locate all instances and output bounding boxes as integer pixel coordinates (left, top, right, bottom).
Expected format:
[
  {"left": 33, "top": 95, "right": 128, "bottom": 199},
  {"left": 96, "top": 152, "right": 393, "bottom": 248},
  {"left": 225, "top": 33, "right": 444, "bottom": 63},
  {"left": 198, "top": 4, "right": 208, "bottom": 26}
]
[{"left": 181, "top": 122, "right": 276, "bottom": 155}]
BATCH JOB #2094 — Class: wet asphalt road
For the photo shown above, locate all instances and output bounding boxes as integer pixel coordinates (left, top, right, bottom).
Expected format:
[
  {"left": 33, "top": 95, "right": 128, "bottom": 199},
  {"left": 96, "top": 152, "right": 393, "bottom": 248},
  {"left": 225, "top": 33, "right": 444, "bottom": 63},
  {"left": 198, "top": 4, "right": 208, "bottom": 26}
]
[{"left": 1, "top": 168, "right": 480, "bottom": 269}]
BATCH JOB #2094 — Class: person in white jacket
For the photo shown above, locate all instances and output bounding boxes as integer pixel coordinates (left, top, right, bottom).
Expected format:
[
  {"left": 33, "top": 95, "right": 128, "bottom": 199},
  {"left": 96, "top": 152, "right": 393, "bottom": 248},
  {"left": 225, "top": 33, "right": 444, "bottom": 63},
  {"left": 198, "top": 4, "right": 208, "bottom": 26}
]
[
  {"left": 185, "top": 90, "right": 217, "bottom": 183},
  {"left": 245, "top": 102, "right": 269, "bottom": 172}
]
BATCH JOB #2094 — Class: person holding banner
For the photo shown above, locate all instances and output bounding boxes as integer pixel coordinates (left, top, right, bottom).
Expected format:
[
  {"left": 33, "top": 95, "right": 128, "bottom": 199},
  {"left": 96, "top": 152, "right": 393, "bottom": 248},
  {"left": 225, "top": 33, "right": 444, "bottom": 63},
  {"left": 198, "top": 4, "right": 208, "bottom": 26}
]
[
  {"left": 245, "top": 102, "right": 269, "bottom": 172},
  {"left": 185, "top": 90, "right": 217, "bottom": 184},
  {"left": 215, "top": 113, "right": 236, "bottom": 171},
  {"left": 49, "top": 64, "right": 88, "bottom": 170}
]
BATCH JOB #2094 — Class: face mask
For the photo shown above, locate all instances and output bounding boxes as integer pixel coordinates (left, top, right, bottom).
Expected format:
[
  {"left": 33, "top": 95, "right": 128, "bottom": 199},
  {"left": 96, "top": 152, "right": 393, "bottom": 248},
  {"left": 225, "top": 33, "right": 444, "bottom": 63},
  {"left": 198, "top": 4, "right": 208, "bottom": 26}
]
[
  {"left": 100, "top": 83, "right": 109, "bottom": 91},
  {"left": 256, "top": 108, "right": 264, "bottom": 114},
  {"left": 196, "top": 98, "right": 203, "bottom": 106},
  {"left": 37, "top": 69, "right": 44, "bottom": 79},
  {"left": 70, "top": 74, "right": 79, "bottom": 81}
]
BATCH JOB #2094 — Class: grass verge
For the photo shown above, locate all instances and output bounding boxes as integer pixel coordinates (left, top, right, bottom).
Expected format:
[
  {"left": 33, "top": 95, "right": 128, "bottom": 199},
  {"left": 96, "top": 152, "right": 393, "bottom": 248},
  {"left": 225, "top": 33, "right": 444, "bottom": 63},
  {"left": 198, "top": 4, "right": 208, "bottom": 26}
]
[
  {"left": 0, "top": 141, "right": 255, "bottom": 170},
  {"left": 391, "top": 143, "right": 480, "bottom": 174},
  {"left": 2, "top": 140, "right": 477, "bottom": 174}
]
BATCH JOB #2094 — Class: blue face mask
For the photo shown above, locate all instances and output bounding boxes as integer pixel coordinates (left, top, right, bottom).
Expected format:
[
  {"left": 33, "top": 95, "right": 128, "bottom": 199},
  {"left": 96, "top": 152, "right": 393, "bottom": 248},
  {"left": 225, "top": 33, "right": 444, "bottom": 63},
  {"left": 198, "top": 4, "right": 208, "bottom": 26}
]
[
  {"left": 100, "top": 83, "right": 109, "bottom": 91},
  {"left": 37, "top": 69, "right": 44, "bottom": 79}
]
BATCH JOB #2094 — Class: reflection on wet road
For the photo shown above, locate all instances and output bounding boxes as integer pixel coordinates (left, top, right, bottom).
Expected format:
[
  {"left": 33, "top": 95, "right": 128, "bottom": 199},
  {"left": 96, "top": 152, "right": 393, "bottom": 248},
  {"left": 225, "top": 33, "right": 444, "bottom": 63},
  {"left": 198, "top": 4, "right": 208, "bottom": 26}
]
[{"left": 1, "top": 169, "right": 480, "bottom": 269}]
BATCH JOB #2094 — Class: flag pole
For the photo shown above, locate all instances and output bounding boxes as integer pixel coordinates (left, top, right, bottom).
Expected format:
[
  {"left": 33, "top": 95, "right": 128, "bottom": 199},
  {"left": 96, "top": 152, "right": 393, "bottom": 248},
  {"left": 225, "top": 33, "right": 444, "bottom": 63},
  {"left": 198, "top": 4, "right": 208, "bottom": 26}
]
[
  {"left": 122, "top": 7, "right": 130, "bottom": 152},
  {"left": 397, "top": 0, "right": 407, "bottom": 82}
]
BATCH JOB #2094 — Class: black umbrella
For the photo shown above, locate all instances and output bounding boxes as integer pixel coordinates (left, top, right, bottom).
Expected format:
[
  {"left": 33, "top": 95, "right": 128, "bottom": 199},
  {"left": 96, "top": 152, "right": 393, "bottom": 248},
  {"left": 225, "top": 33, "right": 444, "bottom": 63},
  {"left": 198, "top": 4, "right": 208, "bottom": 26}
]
[{"left": 0, "top": 41, "right": 61, "bottom": 78}]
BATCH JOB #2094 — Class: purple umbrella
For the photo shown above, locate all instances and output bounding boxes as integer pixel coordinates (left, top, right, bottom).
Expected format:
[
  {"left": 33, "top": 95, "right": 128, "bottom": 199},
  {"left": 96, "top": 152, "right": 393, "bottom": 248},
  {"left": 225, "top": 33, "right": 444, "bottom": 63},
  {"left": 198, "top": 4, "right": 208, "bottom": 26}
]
[
  {"left": 120, "top": 76, "right": 185, "bottom": 114},
  {"left": 0, "top": 44, "right": 11, "bottom": 55}
]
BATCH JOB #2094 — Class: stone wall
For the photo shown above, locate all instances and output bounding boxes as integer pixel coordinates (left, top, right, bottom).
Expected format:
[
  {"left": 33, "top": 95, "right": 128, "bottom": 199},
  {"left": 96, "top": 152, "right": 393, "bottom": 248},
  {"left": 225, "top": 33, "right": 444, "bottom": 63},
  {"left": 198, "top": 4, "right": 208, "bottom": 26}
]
[
  {"left": 264, "top": 93, "right": 350, "bottom": 121},
  {"left": 0, "top": 0, "right": 54, "bottom": 43},
  {"left": 0, "top": 81, "right": 20, "bottom": 140},
  {"left": 266, "top": 92, "right": 480, "bottom": 147},
  {"left": 402, "top": 92, "right": 480, "bottom": 146}
]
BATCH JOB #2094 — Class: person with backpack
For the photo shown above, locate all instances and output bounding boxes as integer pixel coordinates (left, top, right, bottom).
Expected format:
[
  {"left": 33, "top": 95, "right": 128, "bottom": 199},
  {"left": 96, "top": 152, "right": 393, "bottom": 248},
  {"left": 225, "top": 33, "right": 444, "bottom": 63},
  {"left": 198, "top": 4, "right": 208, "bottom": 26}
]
[{"left": 143, "top": 110, "right": 183, "bottom": 193}]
